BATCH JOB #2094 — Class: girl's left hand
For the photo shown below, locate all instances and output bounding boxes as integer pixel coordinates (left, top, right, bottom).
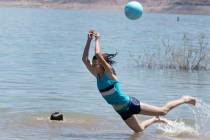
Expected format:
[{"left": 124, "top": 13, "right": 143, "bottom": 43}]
[{"left": 94, "top": 32, "right": 100, "bottom": 40}]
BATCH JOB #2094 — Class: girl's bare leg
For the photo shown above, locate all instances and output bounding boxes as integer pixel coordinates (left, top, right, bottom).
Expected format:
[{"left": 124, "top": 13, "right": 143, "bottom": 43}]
[
  {"left": 124, "top": 115, "right": 167, "bottom": 133},
  {"left": 140, "top": 96, "right": 196, "bottom": 116},
  {"left": 123, "top": 96, "right": 196, "bottom": 133},
  {"left": 124, "top": 115, "right": 143, "bottom": 132}
]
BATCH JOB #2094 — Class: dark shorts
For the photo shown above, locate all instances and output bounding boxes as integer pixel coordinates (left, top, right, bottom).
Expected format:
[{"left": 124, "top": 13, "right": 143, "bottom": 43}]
[{"left": 118, "top": 97, "right": 141, "bottom": 120}]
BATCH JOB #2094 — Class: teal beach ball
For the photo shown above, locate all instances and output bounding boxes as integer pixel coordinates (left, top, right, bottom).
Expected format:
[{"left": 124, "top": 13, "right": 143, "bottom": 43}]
[{"left": 124, "top": 1, "right": 144, "bottom": 20}]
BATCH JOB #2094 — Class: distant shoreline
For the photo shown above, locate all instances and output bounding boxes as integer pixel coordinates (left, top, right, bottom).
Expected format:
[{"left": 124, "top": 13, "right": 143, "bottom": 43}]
[{"left": 0, "top": 1, "right": 210, "bottom": 15}]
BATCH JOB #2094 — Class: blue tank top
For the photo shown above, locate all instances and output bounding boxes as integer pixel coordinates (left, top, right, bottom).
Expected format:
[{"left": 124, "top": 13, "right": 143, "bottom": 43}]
[{"left": 96, "top": 72, "right": 130, "bottom": 112}]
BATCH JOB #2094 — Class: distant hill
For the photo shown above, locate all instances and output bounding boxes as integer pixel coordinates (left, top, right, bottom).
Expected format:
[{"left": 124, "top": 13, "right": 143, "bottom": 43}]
[{"left": 0, "top": 0, "right": 210, "bottom": 14}]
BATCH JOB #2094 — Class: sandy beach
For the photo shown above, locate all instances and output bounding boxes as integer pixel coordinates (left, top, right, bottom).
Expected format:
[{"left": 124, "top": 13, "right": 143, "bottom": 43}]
[{"left": 0, "top": 0, "right": 210, "bottom": 15}]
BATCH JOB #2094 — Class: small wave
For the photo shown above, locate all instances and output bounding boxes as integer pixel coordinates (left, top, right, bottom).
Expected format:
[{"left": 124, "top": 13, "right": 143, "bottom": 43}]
[
  {"left": 35, "top": 116, "right": 49, "bottom": 121},
  {"left": 32, "top": 112, "right": 103, "bottom": 125},
  {"left": 34, "top": 116, "right": 99, "bottom": 125},
  {"left": 0, "top": 107, "right": 11, "bottom": 113}
]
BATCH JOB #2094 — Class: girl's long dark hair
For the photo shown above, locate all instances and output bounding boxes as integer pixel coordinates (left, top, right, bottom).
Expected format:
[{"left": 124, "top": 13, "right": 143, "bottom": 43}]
[
  {"left": 102, "top": 52, "right": 118, "bottom": 65},
  {"left": 93, "top": 51, "right": 118, "bottom": 75}
]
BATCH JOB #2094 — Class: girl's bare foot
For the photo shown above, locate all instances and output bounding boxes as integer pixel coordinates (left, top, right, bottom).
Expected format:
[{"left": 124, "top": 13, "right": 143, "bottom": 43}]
[
  {"left": 182, "top": 96, "right": 196, "bottom": 106},
  {"left": 154, "top": 116, "right": 170, "bottom": 124}
]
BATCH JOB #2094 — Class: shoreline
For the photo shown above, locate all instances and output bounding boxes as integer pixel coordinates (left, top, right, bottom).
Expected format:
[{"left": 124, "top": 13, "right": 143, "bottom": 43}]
[{"left": 0, "top": 1, "right": 210, "bottom": 15}]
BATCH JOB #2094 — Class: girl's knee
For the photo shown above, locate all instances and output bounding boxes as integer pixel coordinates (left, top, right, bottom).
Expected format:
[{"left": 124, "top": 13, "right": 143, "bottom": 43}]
[
  {"left": 128, "top": 123, "right": 144, "bottom": 133},
  {"left": 125, "top": 117, "right": 144, "bottom": 132},
  {"left": 159, "top": 107, "right": 169, "bottom": 116},
  {"left": 133, "top": 126, "right": 144, "bottom": 133}
]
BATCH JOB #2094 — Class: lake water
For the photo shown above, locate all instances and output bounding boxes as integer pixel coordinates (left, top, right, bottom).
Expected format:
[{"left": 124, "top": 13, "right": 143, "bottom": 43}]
[{"left": 0, "top": 7, "right": 210, "bottom": 140}]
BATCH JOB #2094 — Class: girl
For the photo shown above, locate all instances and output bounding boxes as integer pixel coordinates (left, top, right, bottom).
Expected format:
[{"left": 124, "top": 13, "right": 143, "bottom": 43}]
[{"left": 82, "top": 30, "right": 196, "bottom": 132}]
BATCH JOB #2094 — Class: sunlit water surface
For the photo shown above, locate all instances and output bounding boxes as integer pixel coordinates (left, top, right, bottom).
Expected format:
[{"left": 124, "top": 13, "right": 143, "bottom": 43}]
[{"left": 0, "top": 7, "right": 210, "bottom": 140}]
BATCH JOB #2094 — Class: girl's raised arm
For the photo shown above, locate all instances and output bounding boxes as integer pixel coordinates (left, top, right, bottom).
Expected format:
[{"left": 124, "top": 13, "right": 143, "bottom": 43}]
[
  {"left": 94, "top": 32, "right": 117, "bottom": 80},
  {"left": 82, "top": 31, "right": 97, "bottom": 76}
]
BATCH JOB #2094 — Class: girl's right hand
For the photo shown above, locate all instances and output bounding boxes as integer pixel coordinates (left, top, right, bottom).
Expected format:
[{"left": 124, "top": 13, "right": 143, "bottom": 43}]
[{"left": 88, "top": 30, "right": 95, "bottom": 40}]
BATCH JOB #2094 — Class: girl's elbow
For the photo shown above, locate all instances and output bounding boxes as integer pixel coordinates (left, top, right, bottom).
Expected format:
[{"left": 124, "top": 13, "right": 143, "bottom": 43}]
[
  {"left": 82, "top": 57, "right": 87, "bottom": 63},
  {"left": 82, "top": 57, "right": 85, "bottom": 62}
]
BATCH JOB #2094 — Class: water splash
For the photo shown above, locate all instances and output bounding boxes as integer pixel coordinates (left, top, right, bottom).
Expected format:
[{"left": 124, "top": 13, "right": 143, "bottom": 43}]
[
  {"left": 191, "top": 99, "right": 210, "bottom": 136},
  {"left": 156, "top": 99, "right": 210, "bottom": 138},
  {"left": 156, "top": 120, "right": 199, "bottom": 138}
]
